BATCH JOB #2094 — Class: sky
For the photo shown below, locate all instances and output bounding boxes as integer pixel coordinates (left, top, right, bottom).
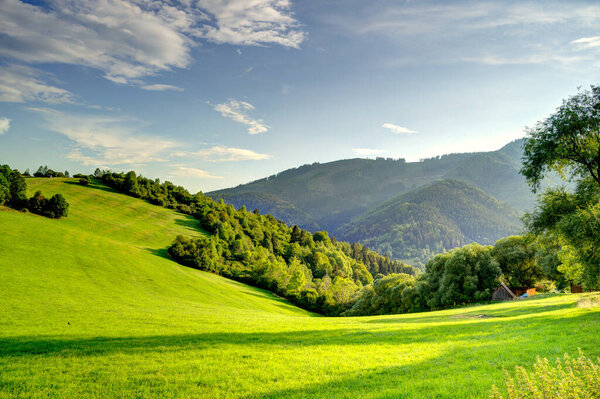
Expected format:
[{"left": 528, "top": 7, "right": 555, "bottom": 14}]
[{"left": 0, "top": 0, "right": 599, "bottom": 193}]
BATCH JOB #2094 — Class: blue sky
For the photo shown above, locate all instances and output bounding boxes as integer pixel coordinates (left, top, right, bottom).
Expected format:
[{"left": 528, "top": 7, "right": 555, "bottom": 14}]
[{"left": 0, "top": 0, "right": 599, "bottom": 192}]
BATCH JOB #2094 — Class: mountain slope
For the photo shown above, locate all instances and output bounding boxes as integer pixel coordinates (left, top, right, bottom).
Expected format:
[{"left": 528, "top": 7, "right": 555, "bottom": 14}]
[
  {"left": 209, "top": 140, "right": 532, "bottom": 234},
  {"left": 208, "top": 191, "right": 319, "bottom": 230},
  {"left": 1, "top": 178, "right": 600, "bottom": 398},
  {"left": 336, "top": 179, "right": 523, "bottom": 264}
]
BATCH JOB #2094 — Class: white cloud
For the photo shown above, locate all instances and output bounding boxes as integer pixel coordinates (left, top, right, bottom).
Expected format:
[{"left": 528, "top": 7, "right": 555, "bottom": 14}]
[
  {"left": 382, "top": 123, "right": 417, "bottom": 135},
  {"left": 27, "top": 107, "right": 178, "bottom": 166},
  {"left": 0, "top": 0, "right": 305, "bottom": 85},
  {"left": 197, "top": 0, "right": 305, "bottom": 48},
  {"left": 352, "top": 148, "right": 386, "bottom": 157},
  {"left": 172, "top": 146, "right": 270, "bottom": 162},
  {"left": 140, "top": 84, "right": 184, "bottom": 92},
  {"left": 170, "top": 166, "right": 223, "bottom": 179},
  {"left": 0, "top": 65, "right": 74, "bottom": 104},
  {"left": 0, "top": 117, "right": 10, "bottom": 135},
  {"left": 213, "top": 99, "right": 269, "bottom": 134},
  {"left": 571, "top": 36, "right": 600, "bottom": 49}
]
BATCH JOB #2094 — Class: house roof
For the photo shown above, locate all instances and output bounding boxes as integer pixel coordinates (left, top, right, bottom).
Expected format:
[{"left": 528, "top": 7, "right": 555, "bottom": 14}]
[{"left": 498, "top": 282, "right": 516, "bottom": 299}]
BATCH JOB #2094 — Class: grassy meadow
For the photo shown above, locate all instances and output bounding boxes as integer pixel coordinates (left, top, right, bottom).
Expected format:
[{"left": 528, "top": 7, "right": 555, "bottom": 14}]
[{"left": 1, "top": 178, "right": 600, "bottom": 398}]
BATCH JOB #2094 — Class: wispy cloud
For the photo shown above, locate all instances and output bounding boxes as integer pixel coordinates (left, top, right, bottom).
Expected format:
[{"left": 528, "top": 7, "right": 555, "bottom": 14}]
[
  {"left": 571, "top": 36, "right": 600, "bottom": 49},
  {"left": 0, "top": 65, "right": 74, "bottom": 104},
  {"left": 382, "top": 123, "right": 417, "bottom": 135},
  {"left": 213, "top": 99, "right": 269, "bottom": 135},
  {"left": 27, "top": 107, "right": 178, "bottom": 166},
  {"left": 0, "top": 117, "right": 10, "bottom": 135},
  {"left": 0, "top": 0, "right": 305, "bottom": 86},
  {"left": 352, "top": 148, "right": 386, "bottom": 157},
  {"left": 140, "top": 84, "right": 184, "bottom": 92},
  {"left": 170, "top": 166, "right": 223, "bottom": 179},
  {"left": 172, "top": 146, "right": 270, "bottom": 162},
  {"left": 328, "top": 2, "right": 600, "bottom": 68}
]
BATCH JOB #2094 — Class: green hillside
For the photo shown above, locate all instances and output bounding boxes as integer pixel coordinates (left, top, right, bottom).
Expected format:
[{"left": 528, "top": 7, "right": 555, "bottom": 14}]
[
  {"left": 2, "top": 178, "right": 599, "bottom": 398},
  {"left": 336, "top": 179, "right": 523, "bottom": 264}
]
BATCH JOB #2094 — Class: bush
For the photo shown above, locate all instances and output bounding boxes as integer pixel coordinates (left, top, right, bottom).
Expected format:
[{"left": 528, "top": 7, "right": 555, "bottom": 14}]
[
  {"left": 490, "top": 350, "right": 600, "bottom": 399},
  {"left": 79, "top": 177, "right": 89, "bottom": 185}
]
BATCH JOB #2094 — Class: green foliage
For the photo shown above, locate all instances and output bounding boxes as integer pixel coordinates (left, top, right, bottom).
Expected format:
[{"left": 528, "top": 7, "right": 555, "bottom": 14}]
[
  {"left": 343, "top": 273, "right": 417, "bottom": 316},
  {"left": 27, "top": 190, "right": 69, "bottom": 218},
  {"left": 492, "top": 236, "right": 543, "bottom": 287},
  {"left": 346, "top": 243, "right": 501, "bottom": 316},
  {"left": 425, "top": 243, "right": 501, "bottom": 309},
  {"left": 524, "top": 178, "right": 600, "bottom": 289},
  {"left": 491, "top": 350, "right": 600, "bottom": 399},
  {"left": 337, "top": 179, "right": 522, "bottom": 264},
  {"left": 79, "top": 177, "right": 90, "bottom": 185},
  {"left": 521, "top": 85, "right": 600, "bottom": 191}
]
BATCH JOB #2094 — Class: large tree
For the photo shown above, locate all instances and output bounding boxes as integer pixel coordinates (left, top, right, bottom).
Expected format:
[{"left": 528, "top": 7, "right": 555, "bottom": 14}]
[
  {"left": 522, "top": 85, "right": 600, "bottom": 289},
  {"left": 521, "top": 85, "right": 600, "bottom": 191}
]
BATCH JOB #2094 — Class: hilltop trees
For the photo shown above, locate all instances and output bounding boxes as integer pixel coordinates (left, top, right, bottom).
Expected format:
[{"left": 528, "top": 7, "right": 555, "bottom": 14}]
[{"left": 1, "top": 164, "right": 69, "bottom": 218}]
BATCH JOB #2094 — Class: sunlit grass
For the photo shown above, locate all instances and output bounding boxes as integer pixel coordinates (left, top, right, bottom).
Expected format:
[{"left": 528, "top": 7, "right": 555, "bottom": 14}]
[{"left": 1, "top": 178, "right": 599, "bottom": 398}]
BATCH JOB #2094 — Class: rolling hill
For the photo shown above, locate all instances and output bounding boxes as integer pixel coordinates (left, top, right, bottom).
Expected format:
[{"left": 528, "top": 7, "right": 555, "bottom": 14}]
[
  {"left": 336, "top": 179, "right": 523, "bottom": 265},
  {"left": 2, "top": 178, "right": 599, "bottom": 398}
]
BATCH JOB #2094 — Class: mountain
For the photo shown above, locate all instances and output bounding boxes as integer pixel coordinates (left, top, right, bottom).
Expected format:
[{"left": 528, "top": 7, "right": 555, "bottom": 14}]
[
  {"left": 335, "top": 179, "right": 523, "bottom": 266},
  {"left": 209, "top": 191, "right": 319, "bottom": 231},
  {"left": 208, "top": 140, "right": 533, "bottom": 263}
]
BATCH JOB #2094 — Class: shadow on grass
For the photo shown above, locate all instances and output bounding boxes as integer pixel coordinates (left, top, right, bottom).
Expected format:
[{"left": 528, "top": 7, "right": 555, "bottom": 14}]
[{"left": 2, "top": 311, "right": 597, "bottom": 359}]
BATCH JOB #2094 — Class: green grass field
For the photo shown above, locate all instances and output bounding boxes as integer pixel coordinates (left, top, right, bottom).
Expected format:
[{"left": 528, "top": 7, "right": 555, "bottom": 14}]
[{"left": 1, "top": 178, "right": 599, "bottom": 398}]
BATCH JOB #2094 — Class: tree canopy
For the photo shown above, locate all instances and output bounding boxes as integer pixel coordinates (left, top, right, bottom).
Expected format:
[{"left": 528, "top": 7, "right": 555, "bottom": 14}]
[{"left": 521, "top": 85, "right": 600, "bottom": 191}]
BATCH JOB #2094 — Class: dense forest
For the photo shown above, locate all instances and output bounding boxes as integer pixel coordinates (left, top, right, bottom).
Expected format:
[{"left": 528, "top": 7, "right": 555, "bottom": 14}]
[
  {"left": 97, "top": 170, "right": 416, "bottom": 315},
  {"left": 336, "top": 179, "right": 523, "bottom": 266}
]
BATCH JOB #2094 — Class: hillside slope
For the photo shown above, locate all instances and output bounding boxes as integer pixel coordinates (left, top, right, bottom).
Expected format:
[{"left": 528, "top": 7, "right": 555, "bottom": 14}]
[
  {"left": 2, "top": 178, "right": 599, "bottom": 398},
  {"left": 336, "top": 179, "right": 523, "bottom": 264},
  {"left": 208, "top": 139, "right": 533, "bottom": 233}
]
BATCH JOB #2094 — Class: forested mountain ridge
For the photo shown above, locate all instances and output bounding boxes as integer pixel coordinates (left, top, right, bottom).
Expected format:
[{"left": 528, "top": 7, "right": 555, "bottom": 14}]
[
  {"left": 335, "top": 179, "right": 523, "bottom": 265},
  {"left": 208, "top": 140, "right": 532, "bottom": 234}
]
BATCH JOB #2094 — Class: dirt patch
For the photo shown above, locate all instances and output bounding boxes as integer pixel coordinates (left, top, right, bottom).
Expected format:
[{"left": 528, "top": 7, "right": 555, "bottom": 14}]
[
  {"left": 451, "top": 314, "right": 497, "bottom": 319},
  {"left": 577, "top": 295, "right": 600, "bottom": 308}
]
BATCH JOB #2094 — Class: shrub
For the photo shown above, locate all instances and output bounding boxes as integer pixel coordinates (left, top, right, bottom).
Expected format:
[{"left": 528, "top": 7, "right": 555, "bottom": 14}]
[
  {"left": 490, "top": 350, "right": 600, "bottom": 399},
  {"left": 79, "top": 177, "right": 89, "bottom": 185}
]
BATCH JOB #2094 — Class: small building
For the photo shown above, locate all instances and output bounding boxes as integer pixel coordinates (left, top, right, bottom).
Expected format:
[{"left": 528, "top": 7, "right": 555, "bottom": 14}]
[{"left": 492, "top": 282, "right": 516, "bottom": 301}]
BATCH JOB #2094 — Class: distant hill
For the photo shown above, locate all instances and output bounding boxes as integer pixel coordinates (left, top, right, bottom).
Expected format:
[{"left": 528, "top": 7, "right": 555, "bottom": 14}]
[{"left": 335, "top": 179, "right": 523, "bottom": 266}]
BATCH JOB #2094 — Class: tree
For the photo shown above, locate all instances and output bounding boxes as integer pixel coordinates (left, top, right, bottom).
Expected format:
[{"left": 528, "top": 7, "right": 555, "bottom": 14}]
[
  {"left": 123, "top": 171, "right": 141, "bottom": 197},
  {"left": 46, "top": 194, "right": 69, "bottom": 218},
  {"left": 492, "top": 236, "right": 542, "bottom": 287},
  {"left": 521, "top": 85, "right": 600, "bottom": 191},
  {"left": 8, "top": 169, "right": 27, "bottom": 207},
  {"left": 522, "top": 86, "right": 600, "bottom": 289}
]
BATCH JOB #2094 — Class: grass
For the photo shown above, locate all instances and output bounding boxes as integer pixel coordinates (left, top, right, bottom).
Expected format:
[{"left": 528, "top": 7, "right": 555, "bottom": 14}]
[{"left": 1, "top": 178, "right": 600, "bottom": 398}]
